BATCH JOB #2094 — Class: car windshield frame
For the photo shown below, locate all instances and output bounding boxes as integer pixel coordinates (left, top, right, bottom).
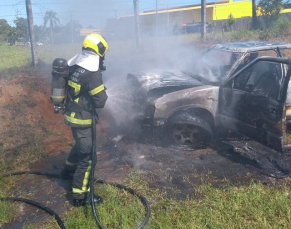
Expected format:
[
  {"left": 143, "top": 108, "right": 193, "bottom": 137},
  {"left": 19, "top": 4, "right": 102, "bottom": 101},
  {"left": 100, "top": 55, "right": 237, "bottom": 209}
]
[{"left": 190, "top": 49, "right": 243, "bottom": 85}]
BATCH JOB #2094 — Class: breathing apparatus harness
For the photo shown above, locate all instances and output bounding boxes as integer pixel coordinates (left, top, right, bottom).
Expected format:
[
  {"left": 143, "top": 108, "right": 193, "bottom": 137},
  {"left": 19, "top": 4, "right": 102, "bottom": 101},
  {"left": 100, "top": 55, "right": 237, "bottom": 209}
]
[
  {"left": 50, "top": 55, "right": 106, "bottom": 115},
  {"left": 0, "top": 58, "right": 150, "bottom": 229}
]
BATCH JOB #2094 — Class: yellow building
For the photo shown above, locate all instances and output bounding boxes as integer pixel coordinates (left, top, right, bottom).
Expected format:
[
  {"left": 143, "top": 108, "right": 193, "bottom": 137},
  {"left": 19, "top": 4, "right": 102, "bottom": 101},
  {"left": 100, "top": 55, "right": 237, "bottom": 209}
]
[
  {"left": 282, "top": 8, "right": 291, "bottom": 14},
  {"left": 140, "top": 0, "right": 253, "bottom": 25},
  {"left": 147, "top": 0, "right": 254, "bottom": 27},
  {"left": 211, "top": 0, "right": 253, "bottom": 20},
  {"left": 106, "top": 0, "right": 261, "bottom": 38}
]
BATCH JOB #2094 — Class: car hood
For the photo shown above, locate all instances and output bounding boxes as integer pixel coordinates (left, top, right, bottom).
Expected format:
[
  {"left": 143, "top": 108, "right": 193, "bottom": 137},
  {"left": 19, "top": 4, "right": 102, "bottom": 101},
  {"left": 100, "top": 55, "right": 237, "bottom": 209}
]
[{"left": 127, "top": 71, "right": 203, "bottom": 93}]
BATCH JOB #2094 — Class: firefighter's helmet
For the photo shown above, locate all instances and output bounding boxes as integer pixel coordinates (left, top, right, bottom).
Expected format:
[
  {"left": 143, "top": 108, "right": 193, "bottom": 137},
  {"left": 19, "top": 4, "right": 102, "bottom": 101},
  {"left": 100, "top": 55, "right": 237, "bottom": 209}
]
[{"left": 82, "top": 33, "right": 108, "bottom": 57}]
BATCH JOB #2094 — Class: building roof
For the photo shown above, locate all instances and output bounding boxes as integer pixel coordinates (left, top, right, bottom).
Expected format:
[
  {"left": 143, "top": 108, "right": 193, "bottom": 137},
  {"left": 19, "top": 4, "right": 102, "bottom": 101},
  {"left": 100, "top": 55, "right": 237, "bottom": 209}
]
[
  {"left": 143, "top": 0, "right": 229, "bottom": 13},
  {"left": 119, "top": 0, "right": 249, "bottom": 18}
]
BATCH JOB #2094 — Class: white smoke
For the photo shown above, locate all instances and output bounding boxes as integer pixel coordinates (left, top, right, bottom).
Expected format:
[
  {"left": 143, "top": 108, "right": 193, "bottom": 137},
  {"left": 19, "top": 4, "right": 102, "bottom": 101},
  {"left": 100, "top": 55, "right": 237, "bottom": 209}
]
[
  {"left": 100, "top": 36, "right": 202, "bottom": 136},
  {"left": 57, "top": 0, "right": 133, "bottom": 28}
]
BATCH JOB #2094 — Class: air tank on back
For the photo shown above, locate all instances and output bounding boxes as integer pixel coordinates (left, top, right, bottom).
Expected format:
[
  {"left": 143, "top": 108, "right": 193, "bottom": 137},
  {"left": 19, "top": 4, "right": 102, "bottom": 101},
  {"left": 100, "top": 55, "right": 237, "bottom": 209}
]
[{"left": 50, "top": 58, "right": 68, "bottom": 113}]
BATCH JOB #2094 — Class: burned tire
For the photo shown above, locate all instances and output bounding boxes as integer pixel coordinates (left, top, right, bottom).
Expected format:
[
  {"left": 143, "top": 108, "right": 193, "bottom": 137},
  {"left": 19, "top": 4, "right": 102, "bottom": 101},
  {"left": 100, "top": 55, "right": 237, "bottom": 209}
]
[{"left": 166, "top": 114, "right": 213, "bottom": 148}]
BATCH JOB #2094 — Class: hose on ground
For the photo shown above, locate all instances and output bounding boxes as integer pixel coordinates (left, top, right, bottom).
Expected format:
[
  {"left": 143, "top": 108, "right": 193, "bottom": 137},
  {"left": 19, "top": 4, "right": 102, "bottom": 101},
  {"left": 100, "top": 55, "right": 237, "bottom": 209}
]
[
  {"left": 0, "top": 197, "right": 66, "bottom": 229},
  {"left": 89, "top": 111, "right": 150, "bottom": 229},
  {"left": 1, "top": 171, "right": 150, "bottom": 229},
  {"left": 90, "top": 112, "right": 103, "bottom": 228},
  {"left": 0, "top": 112, "right": 150, "bottom": 229}
]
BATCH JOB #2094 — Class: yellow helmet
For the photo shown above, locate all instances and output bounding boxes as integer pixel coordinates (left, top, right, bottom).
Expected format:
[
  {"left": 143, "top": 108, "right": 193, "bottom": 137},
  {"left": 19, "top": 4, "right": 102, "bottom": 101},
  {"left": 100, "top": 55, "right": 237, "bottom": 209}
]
[{"left": 82, "top": 33, "right": 108, "bottom": 57}]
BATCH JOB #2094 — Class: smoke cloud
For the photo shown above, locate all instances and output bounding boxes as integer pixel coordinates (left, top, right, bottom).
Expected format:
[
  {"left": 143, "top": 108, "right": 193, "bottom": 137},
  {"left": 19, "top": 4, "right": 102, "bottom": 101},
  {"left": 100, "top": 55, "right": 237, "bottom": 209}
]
[
  {"left": 44, "top": 1, "right": 207, "bottom": 140},
  {"left": 100, "top": 36, "right": 202, "bottom": 137},
  {"left": 57, "top": 0, "right": 133, "bottom": 28}
]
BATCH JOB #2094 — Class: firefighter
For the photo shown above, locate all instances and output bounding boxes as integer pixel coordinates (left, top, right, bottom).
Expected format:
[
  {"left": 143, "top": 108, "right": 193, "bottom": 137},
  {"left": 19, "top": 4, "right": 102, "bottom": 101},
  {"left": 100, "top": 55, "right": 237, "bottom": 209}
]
[{"left": 60, "top": 33, "right": 108, "bottom": 207}]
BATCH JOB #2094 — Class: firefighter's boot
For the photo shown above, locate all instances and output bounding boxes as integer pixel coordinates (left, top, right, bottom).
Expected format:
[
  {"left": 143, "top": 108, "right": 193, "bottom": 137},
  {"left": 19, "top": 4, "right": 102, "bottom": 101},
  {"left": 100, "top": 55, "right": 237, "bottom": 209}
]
[{"left": 73, "top": 195, "right": 103, "bottom": 207}]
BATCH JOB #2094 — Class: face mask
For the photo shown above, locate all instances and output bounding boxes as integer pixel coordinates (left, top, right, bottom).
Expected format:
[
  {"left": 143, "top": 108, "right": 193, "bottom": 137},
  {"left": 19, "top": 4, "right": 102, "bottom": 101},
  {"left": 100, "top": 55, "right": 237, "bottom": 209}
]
[{"left": 99, "top": 55, "right": 106, "bottom": 72}]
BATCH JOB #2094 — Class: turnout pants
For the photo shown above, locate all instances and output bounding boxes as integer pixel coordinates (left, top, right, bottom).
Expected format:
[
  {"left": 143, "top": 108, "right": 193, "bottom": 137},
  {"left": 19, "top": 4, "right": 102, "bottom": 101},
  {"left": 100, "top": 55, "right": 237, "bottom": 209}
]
[{"left": 64, "top": 127, "right": 93, "bottom": 200}]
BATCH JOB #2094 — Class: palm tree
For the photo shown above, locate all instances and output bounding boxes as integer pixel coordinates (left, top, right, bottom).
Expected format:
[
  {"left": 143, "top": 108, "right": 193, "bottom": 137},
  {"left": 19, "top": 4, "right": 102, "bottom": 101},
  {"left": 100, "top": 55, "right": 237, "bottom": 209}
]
[{"left": 43, "top": 11, "right": 60, "bottom": 44}]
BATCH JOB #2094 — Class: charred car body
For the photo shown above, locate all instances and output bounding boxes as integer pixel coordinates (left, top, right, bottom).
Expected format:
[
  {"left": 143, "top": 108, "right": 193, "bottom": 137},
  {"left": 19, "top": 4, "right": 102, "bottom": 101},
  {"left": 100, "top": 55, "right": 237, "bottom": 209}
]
[{"left": 128, "top": 42, "right": 291, "bottom": 152}]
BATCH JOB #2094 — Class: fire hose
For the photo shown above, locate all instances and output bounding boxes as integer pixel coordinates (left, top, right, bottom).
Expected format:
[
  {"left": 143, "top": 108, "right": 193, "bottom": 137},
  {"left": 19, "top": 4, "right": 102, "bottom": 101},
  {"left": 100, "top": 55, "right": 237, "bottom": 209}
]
[{"left": 0, "top": 111, "right": 150, "bottom": 229}]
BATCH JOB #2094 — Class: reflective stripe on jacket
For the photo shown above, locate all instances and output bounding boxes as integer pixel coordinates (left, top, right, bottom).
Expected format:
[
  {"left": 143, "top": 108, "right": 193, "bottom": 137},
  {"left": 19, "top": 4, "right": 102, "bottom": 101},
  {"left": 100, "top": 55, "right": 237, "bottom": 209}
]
[{"left": 63, "top": 65, "right": 107, "bottom": 127}]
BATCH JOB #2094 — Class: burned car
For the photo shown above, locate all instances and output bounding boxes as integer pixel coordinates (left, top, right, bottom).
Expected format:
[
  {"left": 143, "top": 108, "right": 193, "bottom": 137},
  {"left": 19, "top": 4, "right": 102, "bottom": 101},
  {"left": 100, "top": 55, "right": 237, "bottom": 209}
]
[{"left": 128, "top": 42, "right": 291, "bottom": 152}]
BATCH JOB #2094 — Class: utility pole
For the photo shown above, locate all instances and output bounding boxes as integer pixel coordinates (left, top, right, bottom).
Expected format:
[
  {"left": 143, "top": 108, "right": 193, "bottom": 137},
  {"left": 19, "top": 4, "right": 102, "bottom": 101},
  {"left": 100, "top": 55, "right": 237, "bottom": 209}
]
[
  {"left": 133, "top": 0, "right": 140, "bottom": 46},
  {"left": 167, "top": 2, "right": 169, "bottom": 27},
  {"left": 252, "top": 0, "right": 258, "bottom": 29},
  {"left": 201, "top": 0, "right": 206, "bottom": 40},
  {"left": 25, "top": 0, "right": 38, "bottom": 66},
  {"left": 155, "top": 0, "right": 158, "bottom": 36},
  {"left": 70, "top": 13, "right": 74, "bottom": 43},
  {"left": 113, "top": 10, "right": 118, "bottom": 19}
]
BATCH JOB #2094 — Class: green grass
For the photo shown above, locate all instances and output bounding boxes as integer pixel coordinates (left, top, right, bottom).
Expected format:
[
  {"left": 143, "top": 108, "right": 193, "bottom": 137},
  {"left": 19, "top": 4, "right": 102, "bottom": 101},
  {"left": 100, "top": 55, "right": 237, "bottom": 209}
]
[
  {"left": 0, "top": 44, "right": 31, "bottom": 71},
  {"left": 0, "top": 141, "right": 46, "bottom": 227},
  {"left": 22, "top": 218, "right": 60, "bottom": 229},
  {"left": 0, "top": 175, "right": 20, "bottom": 227},
  {"left": 63, "top": 185, "right": 146, "bottom": 229},
  {"left": 0, "top": 200, "right": 16, "bottom": 227},
  {"left": 149, "top": 182, "right": 291, "bottom": 229},
  {"left": 0, "top": 132, "right": 46, "bottom": 227},
  {"left": 18, "top": 171, "right": 291, "bottom": 229},
  {"left": 0, "top": 127, "right": 46, "bottom": 172},
  {"left": 37, "top": 43, "right": 79, "bottom": 64}
]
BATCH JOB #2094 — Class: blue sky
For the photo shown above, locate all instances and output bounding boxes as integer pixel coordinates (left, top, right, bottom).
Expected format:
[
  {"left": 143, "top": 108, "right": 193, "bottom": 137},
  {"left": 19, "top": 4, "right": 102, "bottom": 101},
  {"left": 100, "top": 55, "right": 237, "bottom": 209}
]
[{"left": 0, "top": 0, "right": 276, "bottom": 28}]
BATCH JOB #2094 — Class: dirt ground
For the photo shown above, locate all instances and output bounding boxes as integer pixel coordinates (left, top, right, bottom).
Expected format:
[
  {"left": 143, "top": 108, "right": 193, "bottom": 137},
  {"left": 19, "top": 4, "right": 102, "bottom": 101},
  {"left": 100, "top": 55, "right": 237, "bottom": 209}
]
[{"left": 1, "top": 72, "right": 291, "bottom": 228}]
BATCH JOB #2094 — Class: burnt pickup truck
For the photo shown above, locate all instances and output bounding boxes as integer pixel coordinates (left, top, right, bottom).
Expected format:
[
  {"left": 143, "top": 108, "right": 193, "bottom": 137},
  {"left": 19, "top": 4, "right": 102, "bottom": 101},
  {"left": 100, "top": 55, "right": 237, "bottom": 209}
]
[{"left": 127, "top": 41, "right": 291, "bottom": 152}]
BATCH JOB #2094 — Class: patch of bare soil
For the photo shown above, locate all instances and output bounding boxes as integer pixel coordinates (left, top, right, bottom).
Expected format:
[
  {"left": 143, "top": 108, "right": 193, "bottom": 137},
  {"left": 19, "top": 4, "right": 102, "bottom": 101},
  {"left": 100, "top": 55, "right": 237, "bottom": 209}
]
[
  {"left": 1, "top": 76, "right": 291, "bottom": 228},
  {"left": 0, "top": 76, "right": 72, "bottom": 152},
  {"left": 0, "top": 76, "right": 73, "bottom": 228},
  {"left": 95, "top": 133, "right": 291, "bottom": 201}
]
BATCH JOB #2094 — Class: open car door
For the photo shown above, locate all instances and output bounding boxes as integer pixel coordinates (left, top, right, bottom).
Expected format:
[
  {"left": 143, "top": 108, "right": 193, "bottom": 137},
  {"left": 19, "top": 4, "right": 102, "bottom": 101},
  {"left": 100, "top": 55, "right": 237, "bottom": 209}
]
[{"left": 218, "top": 57, "right": 291, "bottom": 152}]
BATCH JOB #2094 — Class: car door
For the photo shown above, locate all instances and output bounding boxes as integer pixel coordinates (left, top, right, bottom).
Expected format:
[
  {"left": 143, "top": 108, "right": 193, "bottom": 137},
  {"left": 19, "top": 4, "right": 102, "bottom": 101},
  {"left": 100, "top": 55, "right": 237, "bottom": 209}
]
[{"left": 218, "top": 57, "right": 291, "bottom": 152}]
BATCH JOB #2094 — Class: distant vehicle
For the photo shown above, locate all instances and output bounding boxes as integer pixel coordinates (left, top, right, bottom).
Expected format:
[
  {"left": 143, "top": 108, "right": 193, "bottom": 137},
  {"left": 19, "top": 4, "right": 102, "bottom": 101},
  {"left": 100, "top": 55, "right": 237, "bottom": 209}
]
[
  {"left": 25, "top": 42, "right": 44, "bottom": 46},
  {"left": 128, "top": 41, "right": 291, "bottom": 153},
  {"left": 99, "top": 29, "right": 115, "bottom": 41},
  {"left": 174, "top": 22, "right": 209, "bottom": 35}
]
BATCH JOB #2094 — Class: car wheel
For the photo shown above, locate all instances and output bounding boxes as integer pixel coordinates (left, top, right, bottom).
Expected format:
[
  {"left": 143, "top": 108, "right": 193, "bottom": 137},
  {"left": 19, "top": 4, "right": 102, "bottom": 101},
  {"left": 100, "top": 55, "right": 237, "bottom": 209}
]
[{"left": 166, "top": 115, "right": 213, "bottom": 148}]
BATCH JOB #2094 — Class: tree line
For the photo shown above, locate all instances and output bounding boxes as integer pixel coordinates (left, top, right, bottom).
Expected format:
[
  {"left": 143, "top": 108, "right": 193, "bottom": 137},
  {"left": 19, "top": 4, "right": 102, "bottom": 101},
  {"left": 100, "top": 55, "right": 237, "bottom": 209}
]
[{"left": 0, "top": 10, "right": 82, "bottom": 45}]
